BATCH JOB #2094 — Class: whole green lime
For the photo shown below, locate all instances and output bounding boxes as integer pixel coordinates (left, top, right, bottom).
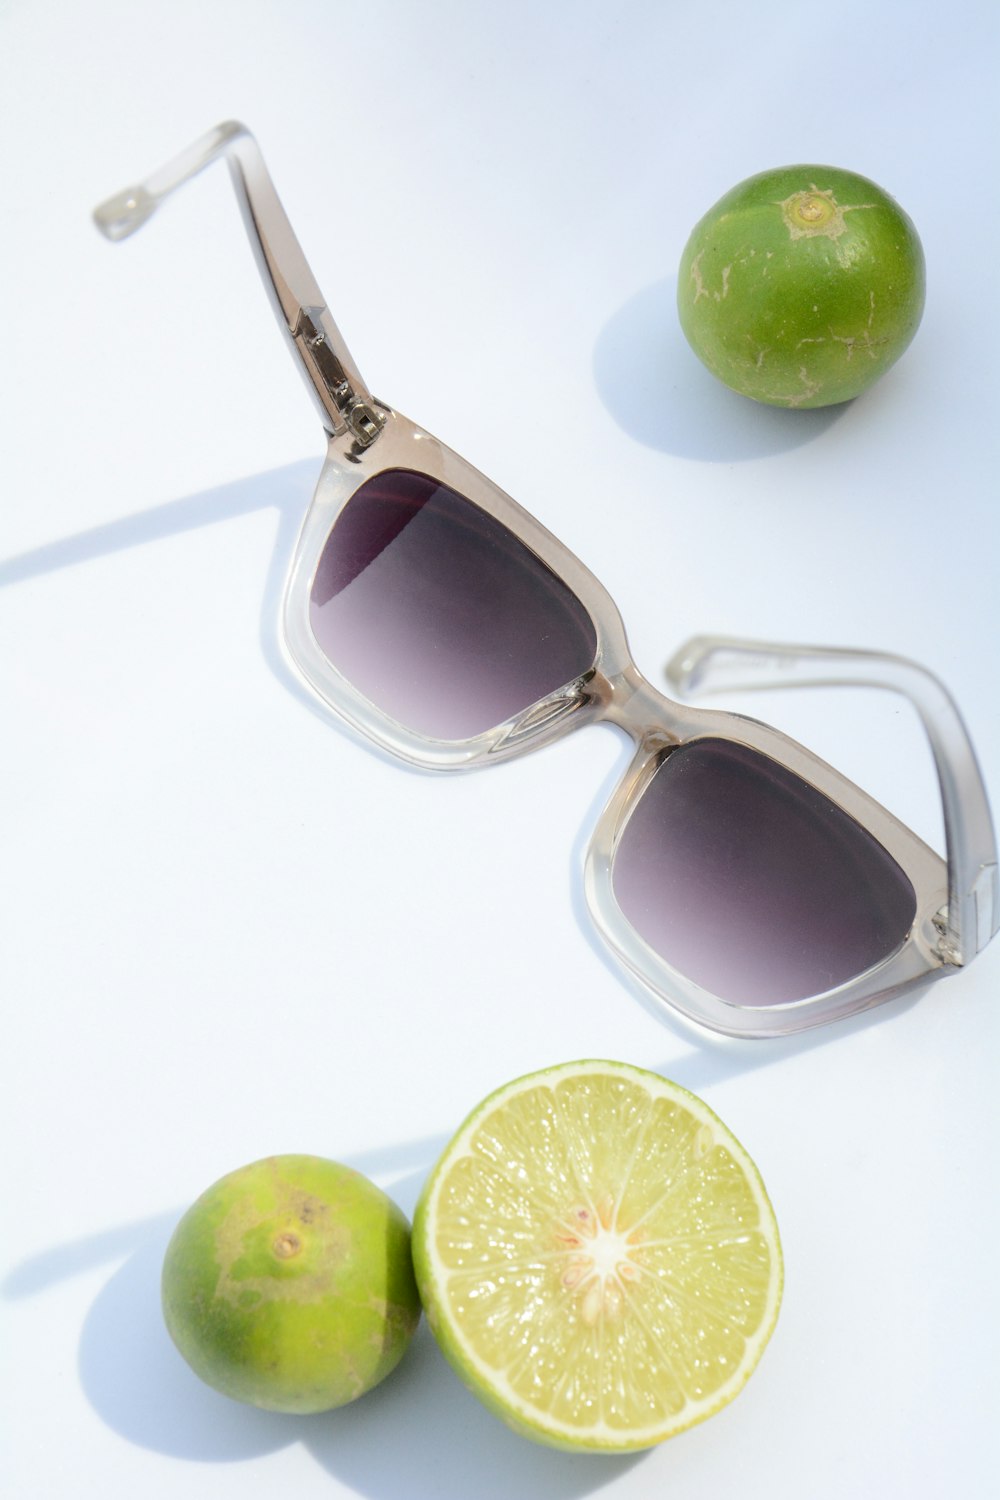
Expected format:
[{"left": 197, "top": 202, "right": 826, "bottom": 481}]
[
  {"left": 677, "top": 165, "right": 925, "bottom": 408},
  {"left": 161, "top": 1154, "right": 421, "bottom": 1413}
]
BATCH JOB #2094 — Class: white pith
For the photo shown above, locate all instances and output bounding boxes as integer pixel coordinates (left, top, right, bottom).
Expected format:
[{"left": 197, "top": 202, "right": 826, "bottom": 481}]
[{"left": 419, "top": 1060, "right": 783, "bottom": 1449}]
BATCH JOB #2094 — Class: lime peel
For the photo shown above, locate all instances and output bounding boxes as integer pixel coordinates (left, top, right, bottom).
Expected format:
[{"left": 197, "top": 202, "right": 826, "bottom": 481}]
[
  {"left": 161, "top": 1154, "right": 421, "bottom": 1414},
  {"left": 413, "top": 1060, "right": 783, "bottom": 1452},
  {"left": 678, "top": 164, "right": 925, "bottom": 407}
]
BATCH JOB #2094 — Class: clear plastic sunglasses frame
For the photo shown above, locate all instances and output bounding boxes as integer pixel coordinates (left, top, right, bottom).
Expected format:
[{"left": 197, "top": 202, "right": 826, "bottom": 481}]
[{"left": 94, "top": 122, "right": 999, "bottom": 1039}]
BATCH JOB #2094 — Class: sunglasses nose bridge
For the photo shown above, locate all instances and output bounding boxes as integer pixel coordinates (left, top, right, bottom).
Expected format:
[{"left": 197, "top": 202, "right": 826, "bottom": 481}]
[{"left": 597, "top": 662, "right": 684, "bottom": 744}]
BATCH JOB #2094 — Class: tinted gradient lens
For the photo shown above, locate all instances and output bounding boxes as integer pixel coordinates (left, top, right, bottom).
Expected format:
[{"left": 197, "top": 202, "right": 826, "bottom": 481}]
[
  {"left": 612, "top": 738, "right": 917, "bottom": 1006},
  {"left": 309, "top": 469, "right": 598, "bottom": 740}
]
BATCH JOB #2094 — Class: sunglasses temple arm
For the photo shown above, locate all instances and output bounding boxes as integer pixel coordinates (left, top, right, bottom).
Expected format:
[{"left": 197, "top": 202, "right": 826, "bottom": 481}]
[
  {"left": 666, "top": 635, "right": 999, "bottom": 967},
  {"left": 92, "top": 120, "right": 384, "bottom": 448}
]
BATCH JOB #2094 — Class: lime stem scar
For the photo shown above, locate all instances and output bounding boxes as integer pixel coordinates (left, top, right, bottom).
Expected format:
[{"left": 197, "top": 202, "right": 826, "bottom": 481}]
[
  {"left": 273, "top": 1231, "right": 303, "bottom": 1259},
  {"left": 785, "top": 190, "right": 837, "bottom": 231},
  {"left": 796, "top": 195, "right": 826, "bottom": 222}
]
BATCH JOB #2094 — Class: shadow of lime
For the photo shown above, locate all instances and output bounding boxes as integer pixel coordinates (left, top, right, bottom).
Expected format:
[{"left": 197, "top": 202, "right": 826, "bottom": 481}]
[
  {"left": 78, "top": 1183, "right": 643, "bottom": 1496},
  {"left": 78, "top": 1226, "right": 297, "bottom": 1462},
  {"left": 593, "top": 279, "right": 846, "bottom": 461},
  {"left": 305, "top": 1318, "right": 644, "bottom": 1498}
]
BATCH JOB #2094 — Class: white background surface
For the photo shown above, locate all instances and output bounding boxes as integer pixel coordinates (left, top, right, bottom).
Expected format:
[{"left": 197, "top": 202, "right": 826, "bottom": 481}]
[{"left": 2, "top": 2, "right": 998, "bottom": 1496}]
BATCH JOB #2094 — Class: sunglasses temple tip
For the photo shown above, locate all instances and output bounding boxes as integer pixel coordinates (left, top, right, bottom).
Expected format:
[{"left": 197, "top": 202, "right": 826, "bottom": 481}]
[{"left": 93, "top": 185, "right": 157, "bottom": 242}]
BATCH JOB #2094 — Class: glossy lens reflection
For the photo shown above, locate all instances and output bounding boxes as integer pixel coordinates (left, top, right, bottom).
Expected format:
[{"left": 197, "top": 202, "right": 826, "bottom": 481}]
[
  {"left": 309, "top": 469, "right": 598, "bottom": 740},
  {"left": 612, "top": 738, "right": 918, "bottom": 1005}
]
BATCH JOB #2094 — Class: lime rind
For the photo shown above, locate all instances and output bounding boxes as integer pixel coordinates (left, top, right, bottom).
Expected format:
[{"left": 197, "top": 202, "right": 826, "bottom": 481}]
[
  {"left": 412, "top": 1061, "right": 783, "bottom": 1452},
  {"left": 162, "top": 1154, "right": 421, "bottom": 1414},
  {"left": 677, "top": 164, "right": 925, "bottom": 408}
]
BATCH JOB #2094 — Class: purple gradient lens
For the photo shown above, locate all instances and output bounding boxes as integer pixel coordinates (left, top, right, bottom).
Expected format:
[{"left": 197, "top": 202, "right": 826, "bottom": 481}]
[
  {"left": 612, "top": 738, "right": 917, "bottom": 1006},
  {"left": 309, "top": 470, "right": 598, "bottom": 740}
]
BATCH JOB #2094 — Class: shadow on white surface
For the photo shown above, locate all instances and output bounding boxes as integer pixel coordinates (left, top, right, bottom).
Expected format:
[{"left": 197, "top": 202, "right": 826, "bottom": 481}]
[
  {"left": 0, "top": 461, "right": 316, "bottom": 594},
  {"left": 1, "top": 1212, "right": 183, "bottom": 1299},
  {"left": 77, "top": 1220, "right": 643, "bottom": 1493},
  {"left": 4, "top": 1129, "right": 641, "bottom": 1493},
  {"left": 651, "top": 982, "right": 924, "bottom": 1097},
  {"left": 1, "top": 1136, "right": 446, "bottom": 1303},
  {"left": 303, "top": 1319, "right": 644, "bottom": 1499},
  {"left": 593, "top": 279, "right": 847, "bottom": 461},
  {"left": 0, "top": 459, "right": 424, "bottom": 773},
  {"left": 66, "top": 1164, "right": 642, "bottom": 1495},
  {"left": 79, "top": 1225, "right": 297, "bottom": 1463},
  {"left": 2, "top": 459, "right": 930, "bottom": 1085}
]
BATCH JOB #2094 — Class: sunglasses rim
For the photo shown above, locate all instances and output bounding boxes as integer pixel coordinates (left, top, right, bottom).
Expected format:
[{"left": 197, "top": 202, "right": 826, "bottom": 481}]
[
  {"left": 586, "top": 733, "right": 947, "bottom": 1039},
  {"left": 280, "top": 415, "right": 952, "bottom": 1038},
  {"left": 94, "top": 121, "right": 994, "bottom": 1037},
  {"left": 282, "top": 416, "right": 628, "bottom": 765}
]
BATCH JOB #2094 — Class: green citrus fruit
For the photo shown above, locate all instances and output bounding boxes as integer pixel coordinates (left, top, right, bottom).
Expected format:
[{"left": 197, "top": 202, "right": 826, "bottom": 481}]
[
  {"left": 161, "top": 1154, "right": 421, "bottom": 1413},
  {"left": 412, "top": 1060, "right": 782, "bottom": 1452},
  {"left": 677, "top": 164, "right": 925, "bottom": 407}
]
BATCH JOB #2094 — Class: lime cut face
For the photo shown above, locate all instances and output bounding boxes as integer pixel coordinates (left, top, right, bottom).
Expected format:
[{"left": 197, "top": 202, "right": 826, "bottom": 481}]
[
  {"left": 162, "top": 1154, "right": 421, "bottom": 1414},
  {"left": 413, "top": 1061, "right": 783, "bottom": 1451},
  {"left": 677, "top": 164, "right": 925, "bottom": 407}
]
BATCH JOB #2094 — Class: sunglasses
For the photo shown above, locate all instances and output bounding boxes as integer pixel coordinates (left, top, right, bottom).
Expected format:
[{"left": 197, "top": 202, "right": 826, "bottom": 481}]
[{"left": 94, "top": 122, "right": 998, "bottom": 1039}]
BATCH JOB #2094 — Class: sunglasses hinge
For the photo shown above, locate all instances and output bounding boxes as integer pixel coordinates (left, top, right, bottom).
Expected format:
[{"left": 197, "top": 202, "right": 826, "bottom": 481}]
[
  {"left": 292, "top": 305, "right": 385, "bottom": 448},
  {"left": 930, "top": 907, "right": 963, "bottom": 967}
]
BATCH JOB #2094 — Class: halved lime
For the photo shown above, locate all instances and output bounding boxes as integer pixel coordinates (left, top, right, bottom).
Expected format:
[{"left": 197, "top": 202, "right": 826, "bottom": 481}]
[{"left": 412, "top": 1060, "right": 782, "bottom": 1451}]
